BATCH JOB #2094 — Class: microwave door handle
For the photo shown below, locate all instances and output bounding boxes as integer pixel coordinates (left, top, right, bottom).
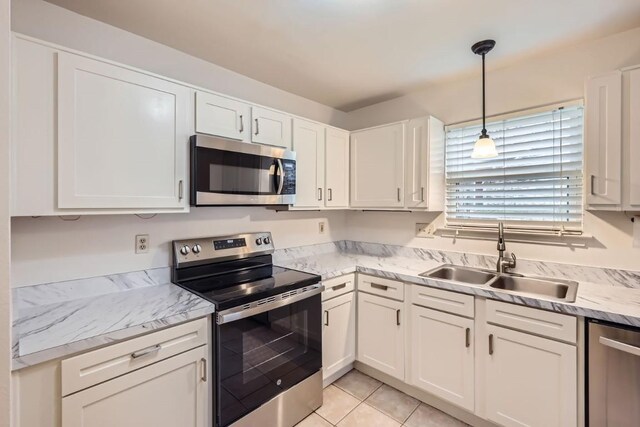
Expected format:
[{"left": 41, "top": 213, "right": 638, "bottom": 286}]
[{"left": 275, "top": 159, "right": 285, "bottom": 195}]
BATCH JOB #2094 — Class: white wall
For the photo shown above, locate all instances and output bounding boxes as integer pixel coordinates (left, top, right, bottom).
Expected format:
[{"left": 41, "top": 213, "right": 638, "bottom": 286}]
[
  {"left": 345, "top": 27, "right": 640, "bottom": 272},
  {"left": 11, "top": 0, "right": 349, "bottom": 129},
  {"left": 347, "top": 26, "right": 640, "bottom": 129},
  {"left": 1, "top": 0, "right": 11, "bottom": 423},
  {"left": 12, "top": 209, "right": 346, "bottom": 287}
]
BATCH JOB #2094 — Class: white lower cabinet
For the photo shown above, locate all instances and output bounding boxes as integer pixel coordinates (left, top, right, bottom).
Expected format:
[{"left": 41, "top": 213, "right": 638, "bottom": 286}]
[
  {"left": 62, "top": 345, "right": 209, "bottom": 427},
  {"left": 322, "top": 291, "right": 356, "bottom": 380},
  {"left": 410, "top": 305, "right": 474, "bottom": 412},
  {"left": 357, "top": 291, "right": 405, "bottom": 380},
  {"left": 484, "top": 324, "right": 577, "bottom": 427}
]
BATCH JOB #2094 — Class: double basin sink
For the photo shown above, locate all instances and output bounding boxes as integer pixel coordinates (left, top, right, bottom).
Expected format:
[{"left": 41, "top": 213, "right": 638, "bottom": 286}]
[{"left": 420, "top": 264, "right": 579, "bottom": 303}]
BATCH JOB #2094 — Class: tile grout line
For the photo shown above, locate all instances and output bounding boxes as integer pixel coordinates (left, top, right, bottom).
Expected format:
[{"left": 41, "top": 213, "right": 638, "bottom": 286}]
[{"left": 402, "top": 402, "right": 421, "bottom": 427}]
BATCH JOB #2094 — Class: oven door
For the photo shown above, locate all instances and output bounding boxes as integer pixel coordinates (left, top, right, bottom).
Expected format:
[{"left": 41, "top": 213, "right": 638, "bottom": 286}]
[
  {"left": 191, "top": 135, "right": 296, "bottom": 206},
  {"left": 215, "top": 288, "right": 322, "bottom": 427}
]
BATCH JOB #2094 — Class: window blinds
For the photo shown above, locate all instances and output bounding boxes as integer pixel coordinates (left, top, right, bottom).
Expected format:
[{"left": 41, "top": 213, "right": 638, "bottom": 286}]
[{"left": 445, "top": 104, "right": 584, "bottom": 231}]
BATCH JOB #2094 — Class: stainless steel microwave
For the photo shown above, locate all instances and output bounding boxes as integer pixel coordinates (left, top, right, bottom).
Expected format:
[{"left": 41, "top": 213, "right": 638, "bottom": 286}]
[{"left": 190, "top": 135, "right": 296, "bottom": 206}]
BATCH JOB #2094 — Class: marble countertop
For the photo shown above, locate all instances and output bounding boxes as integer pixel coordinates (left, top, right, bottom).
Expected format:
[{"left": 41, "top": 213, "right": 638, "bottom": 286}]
[
  {"left": 12, "top": 269, "right": 215, "bottom": 370},
  {"left": 12, "top": 240, "right": 640, "bottom": 371},
  {"left": 276, "top": 249, "right": 640, "bottom": 328}
]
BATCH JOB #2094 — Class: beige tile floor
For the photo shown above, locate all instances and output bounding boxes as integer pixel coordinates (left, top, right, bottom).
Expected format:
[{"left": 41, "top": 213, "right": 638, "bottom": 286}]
[{"left": 296, "top": 369, "right": 469, "bottom": 427}]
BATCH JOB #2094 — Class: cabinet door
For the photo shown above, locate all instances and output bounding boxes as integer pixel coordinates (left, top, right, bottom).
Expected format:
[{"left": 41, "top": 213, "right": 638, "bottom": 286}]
[
  {"left": 410, "top": 306, "right": 474, "bottom": 411},
  {"left": 62, "top": 346, "right": 208, "bottom": 427},
  {"left": 292, "top": 119, "right": 325, "bottom": 208},
  {"left": 485, "top": 325, "right": 577, "bottom": 427},
  {"left": 195, "top": 91, "right": 250, "bottom": 142},
  {"left": 322, "top": 292, "right": 356, "bottom": 380},
  {"left": 405, "top": 118, "right": 429, "bottom": 209},
  {"left": 629, "top": 68, "right": 640, "bottom": 207},
  {"left": 350, "top": 123, "right": 405, "bottom": 208},
  {"left": 325, "top": 128, "right": 350, "bottom": 208},
  {"left": 251, "top": 106, "right": 292, "bottom": 149},
  {"left": 585, "top": 71, "right": 622, "bottom": 207},
  {"left": 357, "top": 292, "right": 404, "bottom": 380},
  {"left": 57, "top": 52, "right": 190, "bottom": 209}
]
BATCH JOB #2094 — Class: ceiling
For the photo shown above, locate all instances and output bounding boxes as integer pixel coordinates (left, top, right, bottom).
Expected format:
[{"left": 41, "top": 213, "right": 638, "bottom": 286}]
[{"left": 44, "top": 0, "right": 640, "bottom": 111}]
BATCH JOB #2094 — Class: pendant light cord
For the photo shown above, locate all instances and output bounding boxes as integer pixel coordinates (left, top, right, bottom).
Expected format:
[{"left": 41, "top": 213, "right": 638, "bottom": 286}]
[{"left": 482, "top": 53, "right": 486, "bottom": 135}]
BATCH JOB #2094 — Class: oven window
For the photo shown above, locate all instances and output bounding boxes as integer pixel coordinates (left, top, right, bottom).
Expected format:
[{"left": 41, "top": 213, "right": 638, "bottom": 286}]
[
  {"left": 216, "top": 294, "right": 321, "bottom": 426},
  {"left": 195, "top": 147, "right": 277, "bottom": 195}
]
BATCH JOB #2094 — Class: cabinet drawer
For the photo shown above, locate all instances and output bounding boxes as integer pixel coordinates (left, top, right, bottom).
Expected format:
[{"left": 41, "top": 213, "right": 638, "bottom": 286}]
[
  {"left": 412, "top": 285, "right": 474, "bottom": 318},
  {"left": 486, "top": 300, "right": 576, "bottom": 343},
  {"left": 322, "top": 274, "right": 355, "bottom": 301},
  {"left": 358, "top": 274, "right": 404, "bottom": 301},
  {"left": 62, "top": 318, "right": 208, "bottom": 396}
]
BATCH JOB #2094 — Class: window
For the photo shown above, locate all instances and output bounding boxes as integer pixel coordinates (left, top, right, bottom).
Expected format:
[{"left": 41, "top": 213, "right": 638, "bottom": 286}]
[{"left": 445, "top": 103, "right": 584, "bottom": 233}]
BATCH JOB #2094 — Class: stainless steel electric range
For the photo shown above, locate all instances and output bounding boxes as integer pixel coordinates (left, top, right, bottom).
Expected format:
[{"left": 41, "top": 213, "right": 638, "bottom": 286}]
[{"left": 172, "top": 232, "right": 323, "bottom": 427}]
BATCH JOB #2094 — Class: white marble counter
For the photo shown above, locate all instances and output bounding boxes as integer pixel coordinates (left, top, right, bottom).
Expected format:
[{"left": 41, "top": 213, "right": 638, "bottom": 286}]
[
  {"left": 12, "top": 240, "right": 640, "bottom": 371},
  {"left": 12, "top": 268, "right": 215, "bottom": 370},
  {"left": 275, "top": 241, "right": 640, "bottom": 328}
]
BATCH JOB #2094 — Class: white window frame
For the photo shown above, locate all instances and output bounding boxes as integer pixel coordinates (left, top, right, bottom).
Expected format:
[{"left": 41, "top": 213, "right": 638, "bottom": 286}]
[{"left": 444, "top": 100, "right": 585, "bottom": 236}]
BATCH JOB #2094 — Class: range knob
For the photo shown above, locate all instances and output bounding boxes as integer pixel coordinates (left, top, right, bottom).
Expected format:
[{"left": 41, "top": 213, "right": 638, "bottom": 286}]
[
  {"left": 263, "top": 237, "right": 271, "bottom": 245},
  {"left": 192, "top": 244, "right": 202, "bottom": 254},
  {"left": 179, "top": 245, "right": 191, "bottom": 256},
  {"left": 255, "top": 238, "right": 263, "bottom": 245}
]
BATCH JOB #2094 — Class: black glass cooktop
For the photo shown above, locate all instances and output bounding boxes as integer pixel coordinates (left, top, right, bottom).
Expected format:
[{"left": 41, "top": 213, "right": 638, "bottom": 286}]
[{"left": 175, "top": 262, "right": 321, "bottom": 311}]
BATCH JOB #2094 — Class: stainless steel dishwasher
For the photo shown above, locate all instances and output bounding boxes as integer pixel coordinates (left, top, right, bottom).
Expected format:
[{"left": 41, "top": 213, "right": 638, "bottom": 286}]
[{"left": 588, "top": 319, "right": 640, "bottom": 426}]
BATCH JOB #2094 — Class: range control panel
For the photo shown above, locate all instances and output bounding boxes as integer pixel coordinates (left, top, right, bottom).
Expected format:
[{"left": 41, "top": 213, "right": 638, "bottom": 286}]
[{"left": 173, "top": 232, "right": 274, "bottom": 266}]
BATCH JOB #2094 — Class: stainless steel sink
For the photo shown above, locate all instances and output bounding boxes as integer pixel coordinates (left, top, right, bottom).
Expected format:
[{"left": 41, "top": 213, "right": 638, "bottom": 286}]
[
  {"left": 420, "top": 264, "right": 497, "bottom": 285},
  {"left": 488, "top": 275, "right": 579, "bottom": 303},
  {"left": 421, "top": 264, "right": 579, "bottom": 303}
]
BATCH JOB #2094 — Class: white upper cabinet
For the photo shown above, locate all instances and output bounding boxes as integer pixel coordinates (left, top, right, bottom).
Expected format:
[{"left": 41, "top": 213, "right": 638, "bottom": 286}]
[
  {"left": 627, "top": 67, "right": 640, "bottom": 208},
  {"left": 405, "top": 117, "right": 445, "bottom": 210},
  {"left": 585, "top": 71, "right": 622, "bottom": 208},
  {"left": 293, "top": 118, "right": 325, "bottom": 208},
  {"left": 324, "top": 128, "right": 350, "bottom": 208},
  {"left": 195, "top": 91, "right": 250, "bottom": 142},
  {"left": 251, "top": 106, "right": 292, "bottom": 149},
  {"left": 350, "top": 123, "right": 405, "bottom": 208},
  {"left": 12, "top": 37, "right": 192, "bottom": 215},
  {"left": 57, "top": 52, "right": 191, "bottom": 209}
]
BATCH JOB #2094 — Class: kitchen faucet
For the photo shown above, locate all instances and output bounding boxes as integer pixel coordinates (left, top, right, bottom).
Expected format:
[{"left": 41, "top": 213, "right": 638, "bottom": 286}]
[{"left": 497, "top": 222, "right": 517, "bottom": 273}]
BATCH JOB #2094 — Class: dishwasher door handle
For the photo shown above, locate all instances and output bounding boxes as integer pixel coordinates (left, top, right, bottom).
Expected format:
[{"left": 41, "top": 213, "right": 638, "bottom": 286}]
[{"left": 600, "top": 336, "right": 640, "bottom": 357}]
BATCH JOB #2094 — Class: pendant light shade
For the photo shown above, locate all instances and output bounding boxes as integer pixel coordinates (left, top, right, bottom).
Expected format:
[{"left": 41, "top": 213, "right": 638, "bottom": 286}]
[
  {"left": 471, "top": 134, "right": 499, "bottom": 159},
  {"left": 471, "top": 39, "right": 498, "bottom": 159}
]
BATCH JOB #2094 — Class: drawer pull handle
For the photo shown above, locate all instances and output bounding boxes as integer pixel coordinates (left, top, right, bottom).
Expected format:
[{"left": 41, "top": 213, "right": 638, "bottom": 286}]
[
  {"left": 178, "top": 180, "right": 184, "bottom": 201},
  {"left": 201, "top": 357, "right": 208, "bottom": 382},
  {"left": 331, "top": 283, "right": 347, "bottom": 291},
  {"left": 370, "top": 282, "right": 389, "bottom": 291},
  {"left": 131, "top": 344, "right": 161, "bottom": 359},
  {"left": 239, "top": 115, "right": 244, "bottom": 133},
  {"left": 328, "top": 188, "right": 333, "bottom": 201},
  {"left": 324, "top": 310, "right": 329, "bottom": 326},
  {"left": 465, "top": 328, "right": 471, "bottom": 348},
  {"left": 488, "top": 334, "right": 494, "bottom": 355},
  {"left": 254, "top": 118, "right": 259, "bottom": 135},
  {"left": 397, "top": 187, "right": 401, "bottom": 202},
  {"left": 396, "top": 309, "right": 401, "bottom": 326},
  {"left": 318, "top": 188, "right": 323, "bottom": 201}
]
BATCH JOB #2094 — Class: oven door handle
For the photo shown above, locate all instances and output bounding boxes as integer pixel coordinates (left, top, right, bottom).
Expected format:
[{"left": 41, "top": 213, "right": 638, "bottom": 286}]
[
  {"left": 275, "top": 159, "right": 285, "bottom": 195},
  {"left": 216, "top": 284, "right": 324, "bottom": 325},
  {"left": 600, "top": 336, "right": 640, "bottom": 357}
]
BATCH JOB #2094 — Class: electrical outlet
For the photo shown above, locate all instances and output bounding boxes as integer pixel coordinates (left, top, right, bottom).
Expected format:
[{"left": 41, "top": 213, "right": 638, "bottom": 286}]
[
  {"left": 416, "top": 223, "right": 436, "bottom": 238},
  {"left": 135, "top": 234, "right": 149, "bottom": 254},
  {"left": 318, "top": 221, "right": 326, "bottom": 234}
]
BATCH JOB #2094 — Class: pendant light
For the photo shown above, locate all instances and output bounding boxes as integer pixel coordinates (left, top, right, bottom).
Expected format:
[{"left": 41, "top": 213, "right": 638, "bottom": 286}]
[{"left": 471, "top": 39, "right": 499, "bottom": 159}]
